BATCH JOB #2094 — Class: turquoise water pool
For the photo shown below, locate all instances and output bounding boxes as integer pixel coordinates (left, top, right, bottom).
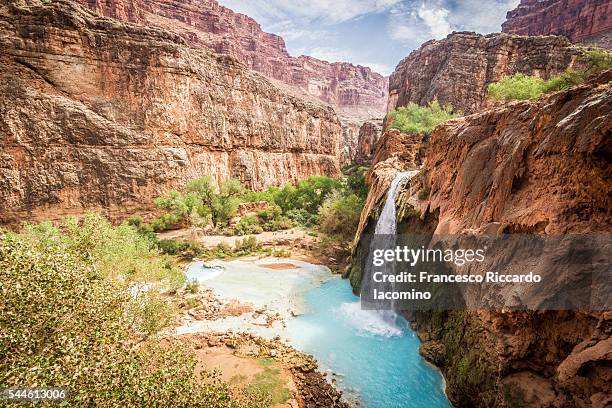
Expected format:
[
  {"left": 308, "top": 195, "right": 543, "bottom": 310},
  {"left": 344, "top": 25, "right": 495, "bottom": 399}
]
[
  {"left": 285, "top": 276, "right": 452, "bottom": 408},
  {"left": 183, "top": 260, "right": 451, "bottom": 407}
]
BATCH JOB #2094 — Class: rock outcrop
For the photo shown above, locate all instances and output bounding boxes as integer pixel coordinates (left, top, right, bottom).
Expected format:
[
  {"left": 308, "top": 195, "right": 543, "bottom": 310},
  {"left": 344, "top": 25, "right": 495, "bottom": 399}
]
[
  {"left": 0, "top": 0, "right": 342, "bottom": 226},
  {"left": 502, "top": 0, "right": 612, "bottom": 49},
  {"left": 388, "top": 32, "right": 585, "bottom": 114},
  {"left": 75, "top": 0, "right": 388, "bottom": 117},
  {"left": 355, "top": 119, "right": 384, "bottom": 164},
  {"left": 352, "top": 72, "right": 612, "bottom": 407}
]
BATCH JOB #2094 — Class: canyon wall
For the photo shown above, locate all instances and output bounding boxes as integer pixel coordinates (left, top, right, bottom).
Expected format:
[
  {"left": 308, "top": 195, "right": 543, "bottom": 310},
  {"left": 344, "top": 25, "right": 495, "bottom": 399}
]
[
  {"left": 75, "top": 0, "right": 388, "bottom": 119},
  {"left": 0, "top": 0, "right": 342, "bottom": 226},
  {"left": 355, "top": 119, "right": 384, "bottom": 164},
  {"left": 350, "top": 71, "right": 611, "bottom": 407},
  {"left": 502, "top": 0, "right": 612, "bottom": 49},
  {"left": 404, "top": 70, "right": 612, "bottom": 408},
  {"left": 388, "top": 32, "right": 585, "bottom": 114}
]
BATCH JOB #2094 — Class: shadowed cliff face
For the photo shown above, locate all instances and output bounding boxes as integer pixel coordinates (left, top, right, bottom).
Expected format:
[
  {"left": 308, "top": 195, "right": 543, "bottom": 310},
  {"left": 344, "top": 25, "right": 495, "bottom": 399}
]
[
  {"left": 351, "top": 72, "right": 611, "bottom": 407},
  {"left": 74, "top": 0, "right": 389, "bottom": 119},
  {"left": 388, "top": 32, "right": 585, "bottom": 115},
  {"left": 0, "top": 0, "right": 342, "bottom": 226},
  {"left": 502, "top": 0, "right": 612, "bottom": 49},
  {"left": 404, "top": 73, "right": 611, "bottom": 407}
]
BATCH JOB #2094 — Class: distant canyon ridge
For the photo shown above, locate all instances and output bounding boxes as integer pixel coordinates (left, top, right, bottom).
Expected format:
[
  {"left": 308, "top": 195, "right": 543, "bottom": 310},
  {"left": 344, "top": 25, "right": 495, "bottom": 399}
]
[{"left": 77, "top": 0, "right": 389, "bottom": 119}]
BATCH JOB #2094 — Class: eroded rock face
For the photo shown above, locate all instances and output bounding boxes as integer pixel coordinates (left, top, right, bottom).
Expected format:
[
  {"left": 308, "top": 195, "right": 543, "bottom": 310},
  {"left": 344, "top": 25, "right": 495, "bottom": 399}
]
[
  {"left": 502, "top": 0, "right": 612, "bottom": 49},
  {"left": 75, "top": 0, "right": 388, "bottom": 116},
  {"left": 0, "top": 0, "right": 342, "bottom": 226},
  {"left": 388, "top": 32, "right": 585, "bottom": 114},
  {"left": 355, "top": 119, "right": 384, "bottom": 164},
  {"left": 402, "top": 73, "right": 611, "bottom": 407}
]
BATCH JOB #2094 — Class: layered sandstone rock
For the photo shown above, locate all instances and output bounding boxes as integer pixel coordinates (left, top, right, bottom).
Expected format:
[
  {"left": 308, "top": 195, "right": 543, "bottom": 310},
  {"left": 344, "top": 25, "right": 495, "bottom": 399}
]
[
  {"left": 0, "top": 0, "right": 342, "bottom": 226},
  {"left": 353, "top": 73, "right": 611, "bottom": 407},
  {"left": 502, "top": 0, "right": 612, "bottom": 49},
  {"left": 388, "top": 32, "right": 585, "bottom": 114},
  {"left": 75, "top": 0, "right": 388, "bottom": 116},
  {"left": 355, "top": 119, "right": 384, "bottom": 164}
]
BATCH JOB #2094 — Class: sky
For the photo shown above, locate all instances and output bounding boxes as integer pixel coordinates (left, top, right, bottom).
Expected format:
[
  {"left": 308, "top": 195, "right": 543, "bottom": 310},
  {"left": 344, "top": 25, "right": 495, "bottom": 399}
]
[{"left": 217, "top": 0, "right": 521, "bottom": 75}]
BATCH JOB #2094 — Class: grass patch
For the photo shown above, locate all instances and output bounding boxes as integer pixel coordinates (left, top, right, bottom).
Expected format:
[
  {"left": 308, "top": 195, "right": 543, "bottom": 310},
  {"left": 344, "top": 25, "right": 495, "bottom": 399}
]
[{"left": 247, "top": 360, "right": 291, "bottom": 406}]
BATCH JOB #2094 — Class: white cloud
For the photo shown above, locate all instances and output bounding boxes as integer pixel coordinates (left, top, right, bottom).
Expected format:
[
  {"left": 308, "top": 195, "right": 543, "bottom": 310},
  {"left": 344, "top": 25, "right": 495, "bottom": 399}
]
[
  {"left": 388, "top": 0, "right": 520, "bottom": 46},
  {"left": 219, "top": 0, "right": 402, "bottom": 25},
  {"left": 417, "top": 3, "right": 451, "bottom": 39},
  {"left": 297, "top": 46, "right": 353, "bottom": 62}
]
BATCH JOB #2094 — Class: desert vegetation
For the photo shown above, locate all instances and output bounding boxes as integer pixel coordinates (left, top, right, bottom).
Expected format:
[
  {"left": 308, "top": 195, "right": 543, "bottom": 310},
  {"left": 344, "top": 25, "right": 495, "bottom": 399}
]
[
  {"left": 0, "top": 216, "right": 271, "bottom": 407},
  {"left": 388, "top": 100, "right": 460, "bottom": 136},
  {"left": 488, "top": 49, "right": 612, "bottom": 101}
]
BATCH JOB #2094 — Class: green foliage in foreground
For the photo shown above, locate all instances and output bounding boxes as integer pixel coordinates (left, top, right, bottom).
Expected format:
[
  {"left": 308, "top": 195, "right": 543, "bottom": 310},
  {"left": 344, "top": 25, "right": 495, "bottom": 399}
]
[
  {"left": 488, "top": 49, "right": 612, "bottom": 101},
  {"left": 19, "top": 214, "right": 184, "bottom": 289},
  {"left": 388, "top": 101, "right": 460, "bottom": 136},
  {"left": 0, "top": 233, "right": 242, "bottom": 407}
]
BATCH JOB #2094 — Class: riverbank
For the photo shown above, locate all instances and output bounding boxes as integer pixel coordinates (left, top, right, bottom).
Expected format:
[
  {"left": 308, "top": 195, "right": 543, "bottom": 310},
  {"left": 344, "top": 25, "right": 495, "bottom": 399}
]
[
  {"left": 169, "top": 332, "right": 348, "bottom": 408},
  {"left": 169, "top": 257, "right": 452, "bottom": 408},
  {"left": 158, "top": 227, "right": 351, "bottom": 273}
]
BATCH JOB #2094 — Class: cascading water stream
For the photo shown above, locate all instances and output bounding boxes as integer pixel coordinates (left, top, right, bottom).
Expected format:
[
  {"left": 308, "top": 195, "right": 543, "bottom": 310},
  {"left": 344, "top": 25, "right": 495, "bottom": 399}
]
[
  {"left": 364, "top": 170, "right": 420, "bottom": 310},
  {"left": 375, "top": 171, "right": 420, "bottom": 235}
]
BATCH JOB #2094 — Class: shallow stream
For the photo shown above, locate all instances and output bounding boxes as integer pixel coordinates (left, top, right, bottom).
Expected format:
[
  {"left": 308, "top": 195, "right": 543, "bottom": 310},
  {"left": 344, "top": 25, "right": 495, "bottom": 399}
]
[{"left": 183, "top": 259, "right": 452, "bottom": 408}]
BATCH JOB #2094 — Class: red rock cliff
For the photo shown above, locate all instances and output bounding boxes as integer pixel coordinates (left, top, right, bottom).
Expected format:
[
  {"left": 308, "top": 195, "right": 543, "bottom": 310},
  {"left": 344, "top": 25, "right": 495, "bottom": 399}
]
[
  {"left": 388, "top": 32, "right": 585, "bottom": 114},
  {"left": 404, "top": 71, "right": 612, "bottom": 408},
  {"left": 75, "top": 0, "right": 388, "bottom": 117},
  {"left": 502, "top": 0, "right": 612, "bottom": 49},
  {"left": 0, "top": 0, "right": 342, "bottom": 226}
]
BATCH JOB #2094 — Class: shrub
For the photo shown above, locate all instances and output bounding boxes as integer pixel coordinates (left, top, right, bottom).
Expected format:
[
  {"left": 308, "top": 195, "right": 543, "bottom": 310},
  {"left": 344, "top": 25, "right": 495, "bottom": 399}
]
[
  {"left": 185, "top": 279, "right": 200, "bottom": 294},
  {"left": 346, "top": 166, "right": 368, "bottom": 199},
  {"left": 272, "top": 176, "right": 341, "bottom": 214},
  {"left": 488, "top": 49, "right": 612, "bottom": 101},
  {"left": 18, "top": 214, "right": 185, "bottom": 289},
  {"left": 0, "top": 232, "right": 235, "bottom": 407},
  {"left": 286, "top": 209, "right": 317, "bottom": 227},
  {"left": 389, "top": 100, "right": 460, "bottom": 136},
  {"left": 234, "top": 236, "right": 260, "bottom": 253},
  {"left": 317, "top": 192, "right": 363, "bottom": 240},
  {"left": 487, "top": 73, "right": 545, "bottom": 101},
  {"left": 418, "top": 186, "right": 431, "bottom": 200},
  {"left": 150, "top": 212, "right": 184, "bottom": 232},
  {"left": 234, "top": 215, "right": 264, "bottom": 236}
]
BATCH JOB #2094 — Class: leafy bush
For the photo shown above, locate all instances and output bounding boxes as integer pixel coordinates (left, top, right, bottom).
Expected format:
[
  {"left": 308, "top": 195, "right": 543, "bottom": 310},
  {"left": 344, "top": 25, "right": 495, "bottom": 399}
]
[
  {"left": 272, "top": 176, "right": 341, "bottom": 214},
  {"left": 487, "top": 73, "right": 545, "bottom": 100},
  {"left": 0, "top": 232, "right": 236, "bottom": 407},
  {"left": 488, "top": 49, "right": 612, "bottom": 101},
  {"left": 345, "top": 166, "right": 369, "bottom": 199},
  {"left": 234, "top": 215, "right": 264, "bottom": 236},
  {"left": 150, "top": 212, "right": 184, "bottom": 232},
  {"left": 18, "top": 214, "right": 185, "bottom": 289},
  {"left": 286, "top": 208, "right": 317, "bottom": 227},
  {"left": 234, "top": 236, "right": 260, "bottom": 253},
  {"left": 418, "top": 186, "right": 431, "bottom": 200},
  {"left": 317, "top": 192, "right": 363, "bottom": 240},
  {"left": 389, "top": 100, "right": 460, "bottom": 136},
  {"left": 185, "top": 279, "right": 200, "bottom": 294}
]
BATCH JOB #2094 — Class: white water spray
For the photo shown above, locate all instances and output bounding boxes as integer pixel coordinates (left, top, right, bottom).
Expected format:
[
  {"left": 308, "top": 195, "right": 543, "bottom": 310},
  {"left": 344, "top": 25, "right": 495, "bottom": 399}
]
[{"left": 374, "top": 171, "right": 419, "bottom": 235}]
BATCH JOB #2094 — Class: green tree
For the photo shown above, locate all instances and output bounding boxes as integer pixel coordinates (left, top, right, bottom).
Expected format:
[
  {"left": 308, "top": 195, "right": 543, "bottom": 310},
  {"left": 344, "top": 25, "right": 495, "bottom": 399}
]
[
  {"left": 389, "top": 100, "right": 460, "bottom": 135},
  {"left": 187, "top": 177, "right": 245, "bottom": 227}
]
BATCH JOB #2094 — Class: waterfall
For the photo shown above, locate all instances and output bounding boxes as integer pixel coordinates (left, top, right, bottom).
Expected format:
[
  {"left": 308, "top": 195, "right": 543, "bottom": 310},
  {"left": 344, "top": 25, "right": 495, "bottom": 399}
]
[
  {"left": 374, "top": 171, "right": 420, "bottom": 235},
  {"left": 362, "top": 170, "right": 419, "bottom": 310}
]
